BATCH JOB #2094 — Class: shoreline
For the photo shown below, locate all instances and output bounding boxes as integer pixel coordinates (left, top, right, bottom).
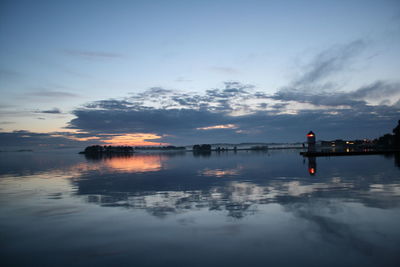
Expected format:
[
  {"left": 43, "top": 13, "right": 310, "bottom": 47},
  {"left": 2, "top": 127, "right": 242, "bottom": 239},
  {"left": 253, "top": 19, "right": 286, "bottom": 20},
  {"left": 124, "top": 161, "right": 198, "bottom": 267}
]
[{"left": 300, "top": 150, "right": 400, "bottom": 157}]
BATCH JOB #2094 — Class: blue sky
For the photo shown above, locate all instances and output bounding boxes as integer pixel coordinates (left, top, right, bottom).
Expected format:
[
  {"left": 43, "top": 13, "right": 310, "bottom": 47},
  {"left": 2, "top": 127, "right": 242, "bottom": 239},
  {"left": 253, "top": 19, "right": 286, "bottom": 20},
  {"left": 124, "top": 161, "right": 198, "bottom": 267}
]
[{"left": 1, "top": 0, "right": 400, "bottom": 147}]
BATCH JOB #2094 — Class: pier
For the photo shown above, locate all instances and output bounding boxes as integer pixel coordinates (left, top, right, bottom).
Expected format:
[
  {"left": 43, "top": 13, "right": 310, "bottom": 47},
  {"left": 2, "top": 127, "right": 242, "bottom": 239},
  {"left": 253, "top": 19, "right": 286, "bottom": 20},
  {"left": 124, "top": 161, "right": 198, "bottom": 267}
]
[{"left": 300, "top": 150, "right": 400, "bottom": 157}]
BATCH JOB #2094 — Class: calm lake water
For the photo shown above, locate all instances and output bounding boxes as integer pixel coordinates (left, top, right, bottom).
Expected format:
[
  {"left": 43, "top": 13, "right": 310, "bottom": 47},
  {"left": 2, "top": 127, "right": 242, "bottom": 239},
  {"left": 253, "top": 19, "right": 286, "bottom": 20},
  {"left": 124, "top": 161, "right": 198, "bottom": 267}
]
[{"left": 1, "top": 150, "right": 400, "bottom": 267}]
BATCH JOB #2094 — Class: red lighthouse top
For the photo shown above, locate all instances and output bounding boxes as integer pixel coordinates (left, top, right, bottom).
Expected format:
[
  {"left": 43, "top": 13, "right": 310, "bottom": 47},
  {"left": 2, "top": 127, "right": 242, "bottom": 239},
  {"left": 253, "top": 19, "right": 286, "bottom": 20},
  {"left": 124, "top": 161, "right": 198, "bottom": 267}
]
[{"left": 307, "top": 131, "right": 315, "bottom": 137}]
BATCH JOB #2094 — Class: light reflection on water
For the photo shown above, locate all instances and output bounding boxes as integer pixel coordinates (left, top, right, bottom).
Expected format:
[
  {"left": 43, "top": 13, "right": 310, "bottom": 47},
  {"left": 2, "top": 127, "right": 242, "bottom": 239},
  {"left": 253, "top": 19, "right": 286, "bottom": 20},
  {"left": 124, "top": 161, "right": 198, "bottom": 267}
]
[
  {"left": 83, "top": 154, "right": 167, "bottom": 173},
  {"left": 0, "top": 150, "right": 400, "bottom": 267}
]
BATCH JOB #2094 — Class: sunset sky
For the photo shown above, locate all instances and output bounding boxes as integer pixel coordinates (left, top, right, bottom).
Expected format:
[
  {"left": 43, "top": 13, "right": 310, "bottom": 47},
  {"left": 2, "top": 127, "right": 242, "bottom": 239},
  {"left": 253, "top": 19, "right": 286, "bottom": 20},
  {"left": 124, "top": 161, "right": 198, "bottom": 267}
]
[{"left": 1, "top": 0, "right": 400, "bottom": 148}]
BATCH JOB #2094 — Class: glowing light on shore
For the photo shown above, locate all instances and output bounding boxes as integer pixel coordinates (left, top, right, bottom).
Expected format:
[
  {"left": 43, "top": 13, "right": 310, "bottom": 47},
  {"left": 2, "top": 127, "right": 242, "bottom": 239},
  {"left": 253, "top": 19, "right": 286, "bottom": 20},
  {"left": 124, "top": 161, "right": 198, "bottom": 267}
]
[{"left": 196, "top": 124, "right": 237, "bottom": 130}]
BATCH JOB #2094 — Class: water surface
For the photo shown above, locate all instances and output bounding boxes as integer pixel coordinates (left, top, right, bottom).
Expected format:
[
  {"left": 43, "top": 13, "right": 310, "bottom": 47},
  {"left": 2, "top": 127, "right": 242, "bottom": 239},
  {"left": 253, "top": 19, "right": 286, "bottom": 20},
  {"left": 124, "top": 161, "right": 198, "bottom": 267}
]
[{"left": 1, "top": 150, "right": 400, "bottom": 266}]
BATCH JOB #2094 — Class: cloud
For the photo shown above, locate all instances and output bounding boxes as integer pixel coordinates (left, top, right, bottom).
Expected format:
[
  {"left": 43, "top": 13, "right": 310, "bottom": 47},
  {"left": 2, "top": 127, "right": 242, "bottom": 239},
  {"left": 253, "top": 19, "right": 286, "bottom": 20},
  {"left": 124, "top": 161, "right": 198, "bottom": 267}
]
[
  {"left": 85, "top": 99, "right": 132, "bottom": 110},
  {"left": 2, "top": 80, "right": 399, "bottom": 147},
  {"left": 0, "top": 69, "right": 21, "bottom": 80},
  {"left": 273, "top": 81, "right": 400, "bottom": 108},
  {"left": 197, "top": 124, "right": 238, "bottom": 130},
  {"left": 0, "top": 130, "right": 93, "bottom": 149},
  {"left": 35, "top": 108, "right": 62, "bottom": 114},
  {"left": 210, "top": 67, "right": 240, "bottom": 74},
  {"left": 272, "top": 89, "right": 361, "bottom": 107},
  {"left": 271, "top": 40, "right": 399, "bottom": 108},
  {"left": 4, "top": 40, "right": 399, "bottom": 146},
  {"left": 67, "top": 80, "right": 400, "bottom": 144},
  {"left": 69, "top": 108, "right": 228, "bottom": 135},
  {"left": 292, "top": 39, "right": 367, "bottom": 89},
  {"left": 28, "top": 90, "right": 79, "bottom": 98},
  {"left": 63, "top": 49, "right": 122, "bottom": 59},
  {"left": 347, "top": 81, "right": 400, "bottom": 104},
  {"left": 175, "top": 77, "right": 192, "bottom": 82},
  {"left": 0, "top": 130, "right": 171, "bottom": 149}
]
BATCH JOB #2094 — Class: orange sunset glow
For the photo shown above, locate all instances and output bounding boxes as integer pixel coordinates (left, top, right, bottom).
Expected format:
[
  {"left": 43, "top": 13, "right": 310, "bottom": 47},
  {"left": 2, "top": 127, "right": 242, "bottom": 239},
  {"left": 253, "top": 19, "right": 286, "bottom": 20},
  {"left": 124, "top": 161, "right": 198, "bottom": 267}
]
[
  {"left": 67, "top": 136, "right": 101, "bottom": 142},
  {"left": 101, "top": 133, "right": 169, "bottom": 146},
  {"left": 70, "top": 155, "right": 166, "bottom": 173},
  {"left": 104, "top": 155, "right": 165, "bottom": 172}
]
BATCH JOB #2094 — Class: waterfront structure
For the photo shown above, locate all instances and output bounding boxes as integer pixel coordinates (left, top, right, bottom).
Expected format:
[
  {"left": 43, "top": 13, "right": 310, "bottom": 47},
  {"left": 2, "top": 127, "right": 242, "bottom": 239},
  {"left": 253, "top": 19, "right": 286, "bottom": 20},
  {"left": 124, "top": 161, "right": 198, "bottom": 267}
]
[{"left": 307, "top": 131, "right": 316, "bottom": 152}]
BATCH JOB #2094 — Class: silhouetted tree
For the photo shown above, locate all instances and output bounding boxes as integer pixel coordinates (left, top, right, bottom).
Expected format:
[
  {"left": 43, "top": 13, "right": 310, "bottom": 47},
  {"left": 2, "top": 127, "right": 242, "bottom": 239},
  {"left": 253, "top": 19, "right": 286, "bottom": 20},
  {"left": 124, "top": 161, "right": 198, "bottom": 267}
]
[
  {"left": 375, "top": 134, "right": 394, "bottom": 148},
  {"left": 393, "top": 120, "right": 400, "bottom": 148},
  {"left": 193, "top": 144, "right": 211, "bottom": 151},
  {"left": 193, "top": 144, "right": 201, "bottom": 150},
  {"left": 82, "top": 145, "right": 134, "bottom": 154}
]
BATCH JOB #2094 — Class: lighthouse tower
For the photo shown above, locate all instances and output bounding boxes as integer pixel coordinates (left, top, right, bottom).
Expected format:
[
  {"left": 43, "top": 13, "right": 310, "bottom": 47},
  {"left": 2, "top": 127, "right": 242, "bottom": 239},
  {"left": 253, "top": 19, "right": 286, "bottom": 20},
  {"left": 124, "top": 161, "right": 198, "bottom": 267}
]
[{"left": 307, "top": 131, "right": 316, "bottom": 152}]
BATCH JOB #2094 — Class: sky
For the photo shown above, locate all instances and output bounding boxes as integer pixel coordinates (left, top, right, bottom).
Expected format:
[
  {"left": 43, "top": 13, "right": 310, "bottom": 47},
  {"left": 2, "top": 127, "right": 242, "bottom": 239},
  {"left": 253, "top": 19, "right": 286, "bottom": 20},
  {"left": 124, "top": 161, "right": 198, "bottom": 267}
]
[{"left": 1, "top": 0, "right": 400, "bottom": 148}]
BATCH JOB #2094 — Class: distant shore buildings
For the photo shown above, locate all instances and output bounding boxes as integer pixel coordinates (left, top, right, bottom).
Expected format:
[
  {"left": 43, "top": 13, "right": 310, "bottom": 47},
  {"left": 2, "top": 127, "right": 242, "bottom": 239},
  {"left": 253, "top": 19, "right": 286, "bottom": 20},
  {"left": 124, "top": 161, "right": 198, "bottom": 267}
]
[{"left": 305, "top": 121, "right": 400, "bottom": 153}]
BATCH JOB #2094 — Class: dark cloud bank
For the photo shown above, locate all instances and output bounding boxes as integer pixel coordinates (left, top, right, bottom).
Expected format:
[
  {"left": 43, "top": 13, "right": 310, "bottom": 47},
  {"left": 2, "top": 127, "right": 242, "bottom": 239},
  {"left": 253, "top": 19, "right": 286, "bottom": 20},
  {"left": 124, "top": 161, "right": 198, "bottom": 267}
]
[
  {"left": 35, "top": 108, "right": 62, "bottom": 114},
  {"left": 65, "top": 79, "right": 399, "bottom": 145},
  {"left": 0, "top": 131, "right": 92, "bottom": 149}
]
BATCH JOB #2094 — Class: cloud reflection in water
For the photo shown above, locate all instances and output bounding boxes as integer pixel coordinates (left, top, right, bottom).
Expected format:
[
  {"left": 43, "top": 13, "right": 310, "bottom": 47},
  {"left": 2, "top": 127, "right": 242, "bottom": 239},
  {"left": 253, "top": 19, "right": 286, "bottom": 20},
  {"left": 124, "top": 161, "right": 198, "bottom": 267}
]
[
  {"left": 1, "top": 151, "right": 400, "bottom": 267},
  {"left": 68, "top": 152, "right": 400, "bottom": 219}
]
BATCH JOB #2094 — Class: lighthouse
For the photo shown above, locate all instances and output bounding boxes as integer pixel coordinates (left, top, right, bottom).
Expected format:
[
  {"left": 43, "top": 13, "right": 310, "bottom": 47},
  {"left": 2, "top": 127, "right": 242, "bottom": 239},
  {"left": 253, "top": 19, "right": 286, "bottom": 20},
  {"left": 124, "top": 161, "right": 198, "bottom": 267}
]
[{"left": 307, "top": 131, "right": 316, "bottom": 152}]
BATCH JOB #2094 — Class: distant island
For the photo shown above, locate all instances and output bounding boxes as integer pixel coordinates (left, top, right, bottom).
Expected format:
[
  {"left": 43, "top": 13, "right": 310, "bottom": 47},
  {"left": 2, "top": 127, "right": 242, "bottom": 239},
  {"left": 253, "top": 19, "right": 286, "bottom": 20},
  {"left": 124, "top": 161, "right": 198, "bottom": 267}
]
[
  {"left": 79, "top": 143, "right": 273, "bottom": 155},
  {"left": 79, "top": 145, "right": 134, "bottom": 155},
  {"left": 79, "top": 145, "right": 186, "bottom": 155},
  {"left": 0, "top": 149, "right": 33, "bottom": 153}
]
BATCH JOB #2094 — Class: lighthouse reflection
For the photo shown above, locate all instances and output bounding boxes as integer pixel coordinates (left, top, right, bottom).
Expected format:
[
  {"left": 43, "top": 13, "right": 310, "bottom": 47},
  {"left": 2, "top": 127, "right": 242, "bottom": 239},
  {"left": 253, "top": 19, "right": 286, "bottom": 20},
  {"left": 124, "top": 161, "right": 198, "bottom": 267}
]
[{"left": 308, "top": 156, "right": 317, "bottom": 175}]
